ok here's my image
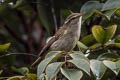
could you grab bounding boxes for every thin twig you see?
[50,0,58,32]
[0,77,9,80]
[0,53,37,58]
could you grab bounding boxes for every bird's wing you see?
[38,25,67,56]
[31,25,68,67]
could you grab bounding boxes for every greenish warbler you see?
[31,12,85,67]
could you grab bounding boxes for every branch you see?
[50,0,58,32]
[0,53,37,58]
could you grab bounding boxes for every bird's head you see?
[64,12,85,24]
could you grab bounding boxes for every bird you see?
[31,12,85,67]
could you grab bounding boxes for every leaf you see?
[26,73,37,80]
[45,62,64,80]
[69,59,90,76]
[92,25,105,44]
[77,41,88,50]
[70,52,89,61]
[38,73,49,80]
[115,34,120,43]
[0,43,11,52]
[6,73,37,80]
[97,53,119,60]
[61,68,83,80]
[11,66,29,75]
[89,43,101,49]
[102,0,120,11]
[37,51,62,78]
[92,25,117,44]
[80,1,103,23]
[81,11,94,24]
[0,70,3,75]
[104,25,117,43]
[37,0,54,34]
[104,8,118,20]
[45,51,62,59]
[6,76,24,80]
[80,34,96,46]
[103,60,120,75]
[90,60,107,80]
[116,60,120,73]
[13,0,25,8]
[116,8,120,16]
[108,43,120,48]
[80,1,102,12]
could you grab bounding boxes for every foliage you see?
[0,0,120,80]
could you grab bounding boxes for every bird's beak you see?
[79,12,86,16]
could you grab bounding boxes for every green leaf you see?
[80,34,96,46]
[116,8,120,16]
[38,73,49,80]
[81,11,94,24]
[13,0,25,8]
[80,1,102,12]
[89,43,101,49]
[77,41,88,50]
[102,0,120,11]
[26,73,37,80]
[80,1,103,23]
[0,70,3,75]
[37,0,54,34]
[61,68,83,80]
[116,60,120,73]
[69,59,90,76]
[70,52,89,61]
[90,60,107,80]
[92,25,117,44]
[104,25,117,43]
[45,51,62,59]
[104,8,118,20]
[6,76,24,80]
[37,51,62,78]
[115,34,120,43]
[11,66,29,75]
[6,73,37,80]
[103,60,120,75]
[0,43,11,52]
[108,43,120,48]
[45,62,64,80]
[92,25,105,43]
[97,53,119,60]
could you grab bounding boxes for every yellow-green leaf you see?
[26,73,37,80]
[0,70,3,75]
[92,25,105,43]
[0,43,11,52]
[77,41,88,50]
[7,74,37,80]
[6,76,24,80]
[104,25,117,43]
[92,25,117,44]
[80,34,95,46]
[89,43,101,49]
[115,34,120,43]
[109,43,120,48]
